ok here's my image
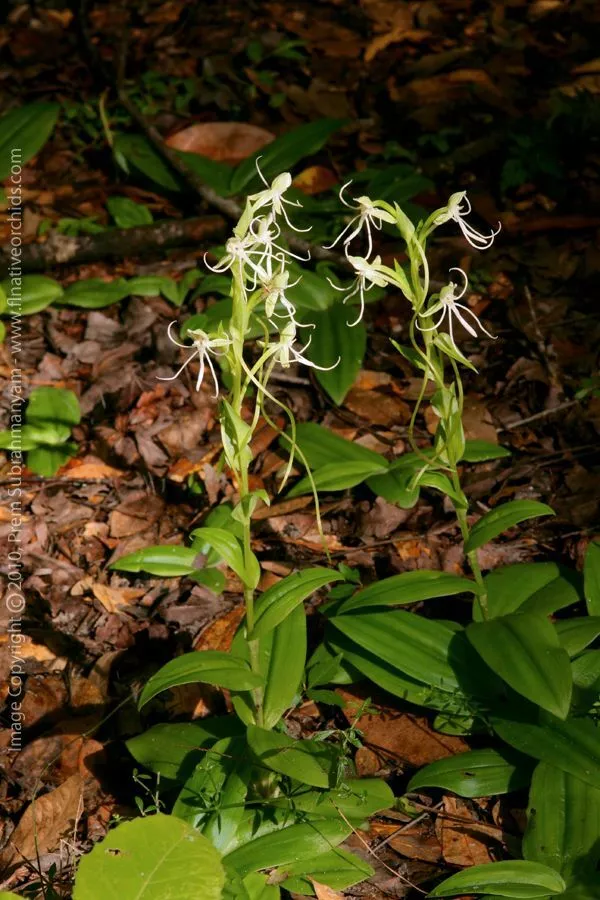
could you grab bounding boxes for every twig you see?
[0,216,226,276]
[498,398,579,432]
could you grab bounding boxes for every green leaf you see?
[178,150,233,196]
[287,263,345,312]
[288,458,387,498]
[278,847,373,894]
[492,703,600,790]
[27,444,75,476]
[61,277,132,309]
[138,651,263,709]
[523,762,600,880]
[0,103,60,180]
[427,860,566,898]
[252,568,343,638]
[475,563,562,621]
[114,134,181,191]
[269,775,394,823]
[303,303,366,405]
[554,617,600,657]
[521,572,583,618]
[408,748,534,798]
[330,610,461,692]
[127,275,179,303]
[290,422,387,470]
[467,613,572,719]
[365,455,422,508]
[338,570,478,613]
[246,725,334,788]
[26,387,81,426]
[433,332,477,372]
[584,542,600,616]
[230,602,307,729]
[110,545,200,576]
[191,527,258,589]
[462,440,511,462]
[230,118,343,194]
[22,420,71,446]
[107,196,153,227]
[72,814,225,900]
[465,500,555,552]
[0,274,63,315]
[126,717,244,782]
[223,818,351,877]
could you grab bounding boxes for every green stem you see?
[451,471,488,619]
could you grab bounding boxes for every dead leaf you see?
[0,774,83,873]
[338,688,468,773]
[61,457,125,479]
[91,584,146,614]
[194,605,245,652]
[293,166,338,195]
[436,796,500,866]
[370,821,442,863]
[461,395,498,445]
[344,388,411,426]
[166,122,274,165]
[312,882,345,900]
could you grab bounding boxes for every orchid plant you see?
[79,170,600,900]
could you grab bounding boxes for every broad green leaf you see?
[110,545,199,576]
[290,421,387,469]
[287,263,344,312]
[303,303,366,405]
[107,195,153,227]
[72,814,225,900]
[269,776,394,823]
[138,651,263,709]
[179,150,233,195]
[0,429,40,451]
[554,617,600,657]
[365,455,421,508]
[467,613,572,719]
[127,275,179,303]
[427,860,565,898]
[408,748,534,798]
[191,527,258,589]
[126,717,244,781]
[60,277,132,309]
[278,847,373,894]
[521,572,583,617]
[27,444,75,476]
[0,274,63,315]
[462,440,511,462]
[252,568,343,638]
[465,500,555,552]
[21,420,71,446]
[330,610,461,692]
[231,603,307,729]
[246,725,334,788]
[327,629,440,708]
[223,818,351,877]
[26,386,81,426]
[523,762,600,880]
[492,703,600,790]
[338,570,478,613]
[0,103,60,179]
[173,736,250,853]
[114,134,181,191]
[474,563,563,621]
[572,650,600,691]
[584,542,600,616]
[288,459,387,498]
[230,118,343,194]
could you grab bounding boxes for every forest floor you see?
[1,0,600,897]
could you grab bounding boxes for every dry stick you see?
[498,398,580,432]
[0,216,226,276]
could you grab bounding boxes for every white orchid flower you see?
[261,266,310,331]
[158,321,231,397]
[417,268,496,350]
[203,234,269,292]
[328,254,391,326]
[248,161,310,233]
[435,192,501,250]
[268,322,339,371]
[325,181,396,259]
[249,216,310,276]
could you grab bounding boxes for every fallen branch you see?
[0,215,225,276]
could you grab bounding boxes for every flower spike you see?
[158,322,231,397]
[436,192,501,250]
[417,268,497,352]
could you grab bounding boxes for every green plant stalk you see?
[230,267,264,726]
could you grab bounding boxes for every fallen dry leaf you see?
[344,388,411,427]
[0,774,83,873]
[166,122,274,165]
[338,688,468,773]
[91,583,146,614]
[194,605,245,652]
[436,796,501,866]
[293,166,338,195]
[313,881,345,900]
[370,820,442,863]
